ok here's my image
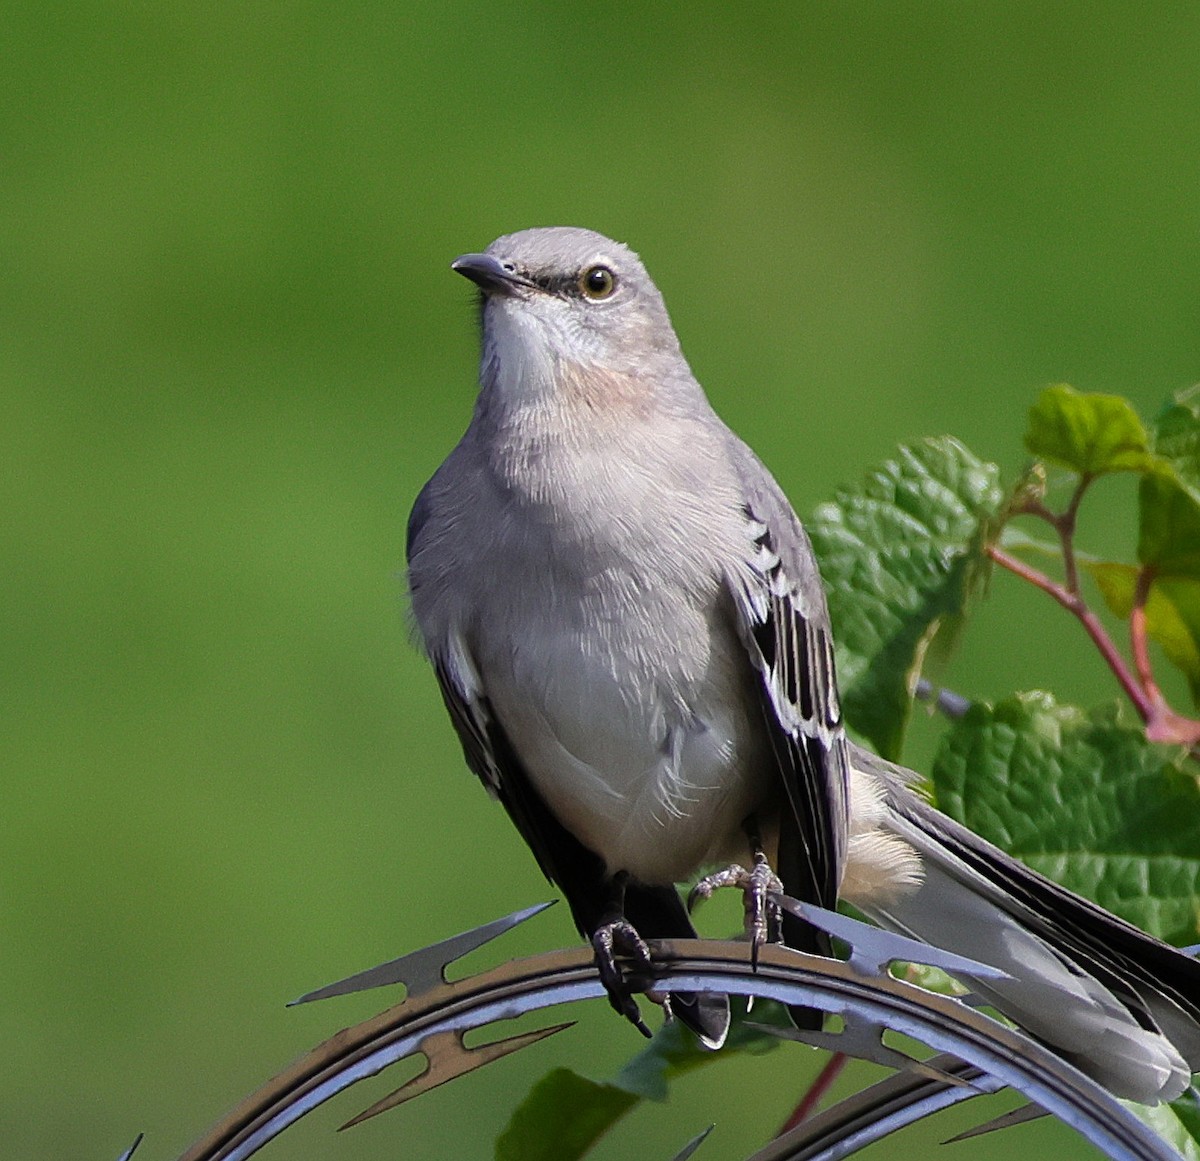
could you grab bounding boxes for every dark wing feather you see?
[430,652,609,934]
[431,647,729,1043]
[727,449,851,952]
[430,651,710,943]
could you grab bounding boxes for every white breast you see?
[458,506,768,877]
[413,391,768,884]
[477,583,769,884]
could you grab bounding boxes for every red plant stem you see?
[1056,473,1092,597]
[775,1052,847,1136]
[1126,567,1200,747]
[987,545,1155,723]
[1129,565,1162,706]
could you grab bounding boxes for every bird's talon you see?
[690,857,785,963]
[593,917,656,1036]
[626,998,653,1038]
[689,864,749,913]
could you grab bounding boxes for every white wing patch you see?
[435,628,503,796]
[729,505,851,896]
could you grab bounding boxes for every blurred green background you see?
[5,4,1199,1159]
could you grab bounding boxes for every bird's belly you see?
[480,612,769,885]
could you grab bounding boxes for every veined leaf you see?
[1025,383,1154,475]
[1138,465,1200,577]
[808,436,1002,759]
[932,692,1200,944]
[1153,383,1200,498]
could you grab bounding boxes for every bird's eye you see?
[579,265,616,300]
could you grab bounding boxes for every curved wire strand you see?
[158,902,1181,1161]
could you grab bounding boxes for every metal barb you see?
[290,900,556,1005]
[943,1101,1049,1143]
[340,1022,574,1129]
[744,1053,1002,1161]
[115,1134,144,1161]
[748,1018,982,1092]
[670,1124,715,1160]
[773,896,1011,981]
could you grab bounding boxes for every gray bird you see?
[407,226,1200,1103]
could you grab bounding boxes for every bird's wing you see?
[408,484,607,919]
[726,447,851,924]
[429,632,729,1044]
[428,632,710,954]
[427,631,613,931]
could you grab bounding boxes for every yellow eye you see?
[580,265,616,300]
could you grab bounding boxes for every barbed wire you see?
[115,900,1182,1161]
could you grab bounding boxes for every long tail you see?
[849,745,1200,1104]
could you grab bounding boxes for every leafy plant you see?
[498,385,1200,1159]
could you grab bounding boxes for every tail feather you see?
[851,744,1200,1104]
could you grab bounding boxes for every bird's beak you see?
[451,253,535,297]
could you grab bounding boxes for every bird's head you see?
[452,227,688,407]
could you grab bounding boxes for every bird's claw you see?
[689,854,784,966]
[592,917,656,1038]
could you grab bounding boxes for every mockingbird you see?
[407,226,1200,1103]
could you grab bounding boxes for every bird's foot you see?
[688,852,784,966]
[592,917,657,1038]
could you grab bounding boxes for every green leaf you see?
[612,1008,714,1103]
[494,1069,637,1161]
[496,1000,788,1160]
[1152,383,1200,497]
[1175,1095,1200,1139]
[1138,464,1200,576]
[612,997,789,1101]
[931,692,1200,944]
[892,962,969,997]
[808,436,1002,758]
[1129,1097,1200,1161]
[1084,559,1140,619]
[1024,383,1154,475]
[1155,576,1200,708]
[1084,561,1200,708]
